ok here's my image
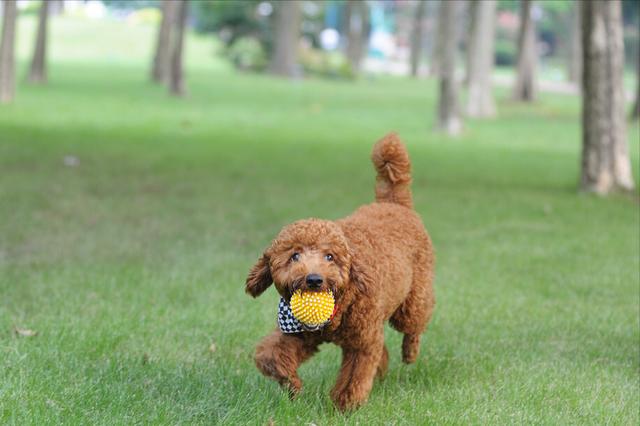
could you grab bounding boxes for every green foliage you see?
[2,14,639,426]
[299,47,354,80]
[192,0,265,43]
[101,0,160,10]
[17,0,42,15]
[227,36,267,72]
[495,37,517,66]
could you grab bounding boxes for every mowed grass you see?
[1,15,639,425]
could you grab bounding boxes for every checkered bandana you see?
[278,297,328,333]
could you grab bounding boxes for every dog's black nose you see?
[305,273,323,288]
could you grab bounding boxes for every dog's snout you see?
[305,273,323,288]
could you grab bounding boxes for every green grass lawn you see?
[1,16,639,425]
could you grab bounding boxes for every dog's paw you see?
[401,334,420,364]
[279,376,302,399]
[331,389,367,412]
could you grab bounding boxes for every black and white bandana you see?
[277,297,328,333]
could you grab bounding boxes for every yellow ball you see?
[290,289,335,325]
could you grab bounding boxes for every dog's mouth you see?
[285,278,337,301]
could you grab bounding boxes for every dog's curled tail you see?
[371,132,413,209]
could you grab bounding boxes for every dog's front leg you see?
[254,330,320,397]
[330,333,384,411]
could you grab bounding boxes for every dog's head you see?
[245,219,367,302]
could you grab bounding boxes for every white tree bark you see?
[513,0,537,101]
[270,0,301,78]
[436,0,462,135]
[152,0,176,84]
[581,0,634,193]
[29,0,49,84]
[466,0,496,117]
[0,0,17,103]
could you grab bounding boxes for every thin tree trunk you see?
[429,1,447,77]
[567,0,581,85]
[409,0,426,77]
[464,0,478,86]
[512,0,537,101]
[345,0,369,74]
[0,0,17,104]
[169,0,188,96]
[631,54,639,120]
[152,0,176,84]
[466,0,496,117]
[270,0,301,78]
[581,0,634,193]
[29,0,49,84]
[436,0,462,135]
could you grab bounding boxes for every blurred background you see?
[1,0,639,424]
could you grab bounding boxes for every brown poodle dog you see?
[245,133,435,411]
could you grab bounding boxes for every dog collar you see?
[277,297,337,334]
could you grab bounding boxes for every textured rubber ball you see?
[290,289,335,325]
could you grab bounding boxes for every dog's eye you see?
[324,254,334,262]
[290,253,300,262]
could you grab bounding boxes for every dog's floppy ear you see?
[349,257,372,296]
[245,254,272,297]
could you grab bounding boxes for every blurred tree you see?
[0,0,17,104]
[270,0,301,78]
[567,0,581,85]
[192,0,265,45]
[170,0,188,96]
[28,0,49,84]
[632,59,639,120]
[409,0,426,77]
[437,0,462,135]
[429,1,446,77]
[463,0,478,86]
[466,0,497,117]
[152,0,177,84]
[344,0,369,74]
[581,0,634,193]
[512,0,537,101]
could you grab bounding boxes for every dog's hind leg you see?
[389,247,435,364]
[254,330,320,397]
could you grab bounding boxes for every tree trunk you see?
[429,1,447,77]
[169,0,188,96]
[512,0,537,101]
[567,0,581,85]
[0,0,17,104]
[152,0,176,84]
[464,0,478,86]
[269,0,301,78]
[436,0,462,135]
[344,0,369,74]
[28,0,49,84]
[581,0,634,193]
[631,53,639,120]
[409,0,426,77]
[466,0,496,117]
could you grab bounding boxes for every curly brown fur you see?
[246,132,435,411]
